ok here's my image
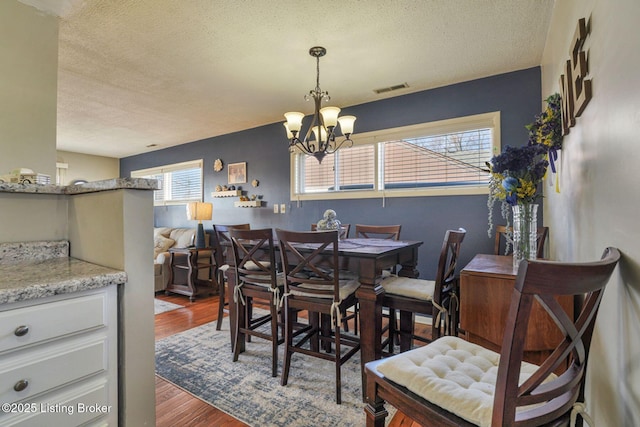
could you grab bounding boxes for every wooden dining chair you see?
[494,224,549,259]
[229,228,284,376]
[212,223,251,330]
[355,224,402,240]
[365,247,620,427]
[311,223,351,239]
[276,228,361,404]
[312,223,355,332]
[382,228,466,353]
[354,224,402,348]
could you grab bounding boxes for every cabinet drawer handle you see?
[14,325,29,337]
[13,379,29,392]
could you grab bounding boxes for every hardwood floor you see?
[154,292,424,427]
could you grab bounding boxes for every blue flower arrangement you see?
[487,144,549,237]
[486,94,563,238]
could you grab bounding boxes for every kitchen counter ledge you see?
[0,177,158,195]
[0,257,126,305]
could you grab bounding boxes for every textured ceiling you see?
[20,0,555,159]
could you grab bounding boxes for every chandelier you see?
[284,46,356,163]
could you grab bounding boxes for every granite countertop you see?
[0,257,127,305]
[0,177,158,195]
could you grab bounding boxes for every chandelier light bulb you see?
[312,125,328,143]
[320,106,340,129]
[284,112,304,132]
[338,115,356,136]
[283,122,294,139]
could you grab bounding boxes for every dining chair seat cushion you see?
[219,260,267,273]
[375,336,555,427]
[290,279,360,300]
[242,272,286,287]
[381,276,434,301]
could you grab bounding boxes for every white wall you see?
[0,1,58,178]
[68,190,156,427]
[541,1,640,425]
[57,150,120,185]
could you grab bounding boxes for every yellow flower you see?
[517,179,537,200]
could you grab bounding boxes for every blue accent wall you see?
[121,67,541,278]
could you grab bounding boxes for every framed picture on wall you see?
[228,162,247,184]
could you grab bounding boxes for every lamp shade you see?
[284,112,305,132]
[186,202,213,221]
[338,115,356,136]
[320,106,341,128]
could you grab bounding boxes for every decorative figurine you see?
[316,209,341,231]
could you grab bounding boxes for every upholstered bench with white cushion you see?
[374,336,555,427]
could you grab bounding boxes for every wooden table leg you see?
[356,259,385,402]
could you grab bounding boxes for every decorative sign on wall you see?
[559,17,592,135]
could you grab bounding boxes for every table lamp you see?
[186,202,213,248]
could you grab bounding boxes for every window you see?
[291,112,500,200]
[131,159,203,206]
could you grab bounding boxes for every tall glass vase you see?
[512,203,538,270]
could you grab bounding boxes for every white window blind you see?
[291,112,499,200]
[301,145,375,192]
[131,159,203,205]
[382,129,491,189]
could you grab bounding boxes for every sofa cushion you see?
[170,228,196,248]
[154,235,175,259]
[154,227,173,238]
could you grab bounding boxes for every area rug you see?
[155,313,395,426]
[154,298,185,315]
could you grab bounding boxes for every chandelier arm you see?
[325,137,354,155]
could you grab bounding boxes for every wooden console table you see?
[166,247,217,301]
[459,254,573,365]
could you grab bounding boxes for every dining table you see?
[226,236,424,399]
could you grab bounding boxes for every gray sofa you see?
[154,227,211,292]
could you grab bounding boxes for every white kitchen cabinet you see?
[0,286,117,426]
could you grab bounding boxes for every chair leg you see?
[246,299,253,342]
[270,300,279,377]
[321,313,332,353]
[280,304,294,387]
[231,300,242,362]
[385,308,401,354]
[309,312,320,352]
[216,271,226,330]
[399,310,414,352]
[334,319,342,404]
[341,308,350,333]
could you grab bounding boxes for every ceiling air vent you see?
[373,83,409,94]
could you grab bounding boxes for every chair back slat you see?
[212,223,250,266]
[355,224,401,240]
[432,228,466,307]
[492,247,620,426]
[276,229,340,301]
[229,228,277,289]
